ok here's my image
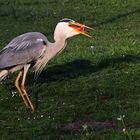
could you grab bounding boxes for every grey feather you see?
[3,32,48,51]
[0,32,48,70]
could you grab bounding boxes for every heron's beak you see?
[69,22,94,38]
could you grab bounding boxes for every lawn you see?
[0,0,140,139]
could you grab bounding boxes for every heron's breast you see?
[45,46,63,61]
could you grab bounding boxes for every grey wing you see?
[0,32,48,69]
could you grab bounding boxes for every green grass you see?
[0,0,140,139]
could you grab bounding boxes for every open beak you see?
[69,22,94,37]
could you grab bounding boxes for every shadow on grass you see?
[3,54,139,109]
[31,54,140,109]
[96,8,140,26]
[35,54,140,84]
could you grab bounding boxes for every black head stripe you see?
[60,18,75,23]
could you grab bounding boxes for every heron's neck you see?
[53,35,67,50]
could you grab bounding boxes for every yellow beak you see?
[69,22,94,38]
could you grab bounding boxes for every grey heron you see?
[0,18,93,112]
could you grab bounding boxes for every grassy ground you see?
[0,0,140,139]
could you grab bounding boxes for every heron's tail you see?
[0,70,8,81]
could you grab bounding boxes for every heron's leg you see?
[15,71,30,108]
[21,64,35,112]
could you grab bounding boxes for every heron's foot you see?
[22,91,35,111]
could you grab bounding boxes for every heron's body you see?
[0,18,93,112]
[0,32,66,77]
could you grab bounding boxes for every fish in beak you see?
[69,22,94,37]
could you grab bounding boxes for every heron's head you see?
[54,18,94,40]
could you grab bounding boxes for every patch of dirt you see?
[59,120,117,132]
